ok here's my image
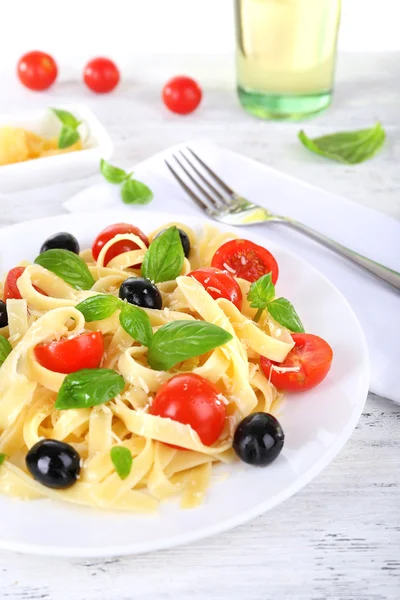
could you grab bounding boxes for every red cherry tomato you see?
[150,373,226,446]
[92,223,149,267]
[260,333,333,392]
[188,267,243,310]
[162,76,202,115]
[17,51,58,91]
[34,331,104,374]
[83,57,120,93]
[4,267,46,300]
[211,239,279,284]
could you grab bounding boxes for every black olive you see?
[119,277,162,309]
[40,232,80,255]
[26,439,81,489]
[233,412,284,467]
[155,228,190,258]
[0,300,8,328]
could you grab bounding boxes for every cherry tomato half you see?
[17,51,58,91]
[4,267,46,300]
[83,57,120,94]
[188,267,243,310]
[92,223,149,267]
[150,373,226,447]
[162,76,202,115]
[34,331,104,374]
[211,239,279,284]
[260,333,333,392]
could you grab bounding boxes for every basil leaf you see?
[0,453,6,466]
[121,179,153,205]
[100,159,128,184]
[76,294,121,322]
[119,303,153,347]
[148,320,232,371]
[110,446,132,480]
[0,336,12,367]
[298,123,386,164]
[58,126,80,149]
[247,273,275,309]
[55,368,125,410]
[141,226,184,284]
[51,108,81,130]
[267,298,304,333]
[35,249,95,290]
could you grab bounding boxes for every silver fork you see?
[165,148,400,291]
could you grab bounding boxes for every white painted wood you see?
[0,53,399,599]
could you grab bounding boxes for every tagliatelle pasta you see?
[0,222,294,511]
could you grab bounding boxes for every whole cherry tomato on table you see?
[211,239,279,284]
[188,266,243,310]
[17,51,58,91]
[83,57,120,93]
[162,76,202,115]
[260,333,333,392]
[34,331,104,374]
[4,267,46,300]
[92,223,149,267]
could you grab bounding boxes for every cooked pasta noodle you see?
[0,223,293,511]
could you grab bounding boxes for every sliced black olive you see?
[0,300,8,328]
[155,228,190,258]
[119,277,162,309]
[233,412,284,466]
[26,439,81,489]
[40,232,80,255]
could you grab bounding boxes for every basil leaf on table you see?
[58,126,80,149]
[268,298,304,333]
[119,303,153,347]
[121,179,154,205]
[0,336,12,367]
[147,320,232,371]
[247,273,275,309]
[55,368,125,410]
[141,226,184,284]
[35,249,95,290]
[298,122,386,164]
[51,108,81,130]
[0,453,6,467]
[76,294,121,322]
[110,446,133,480]
[100,159,129,184]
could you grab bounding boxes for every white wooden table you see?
[0,53,399,600]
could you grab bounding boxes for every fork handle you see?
[279,218,400,291]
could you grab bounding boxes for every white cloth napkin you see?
[64,141,400,404]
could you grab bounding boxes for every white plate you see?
[0,211,369,558]
[0,104,113,193]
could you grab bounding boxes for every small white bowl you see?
[0,104,113,193]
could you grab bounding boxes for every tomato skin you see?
[83,57,120,93]
[17,51,57,91]
[188,267,243,310]
[34,331,104,374]
[150,373,226,447]
[162,76,202,115]
[4,267,46,300]
[92,223,149,266]
[260,333,333,392]
[211,239,279,284]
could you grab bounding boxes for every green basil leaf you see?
[58,126,80,149]
[76,294,121,322]
[35,249,95,290]
[298,122,386,165]
[267,298,304,333]
[0,453,6,466]
[55,368,125,410]
[0,336,12,367]
[51,108,81,130]
[141,226,184,284]
[147,320,232,371]
[247,273,275,309]
[121,179,154,205]
[100,159,128,184]
[110,446,132,480]
[119,303,153,347]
